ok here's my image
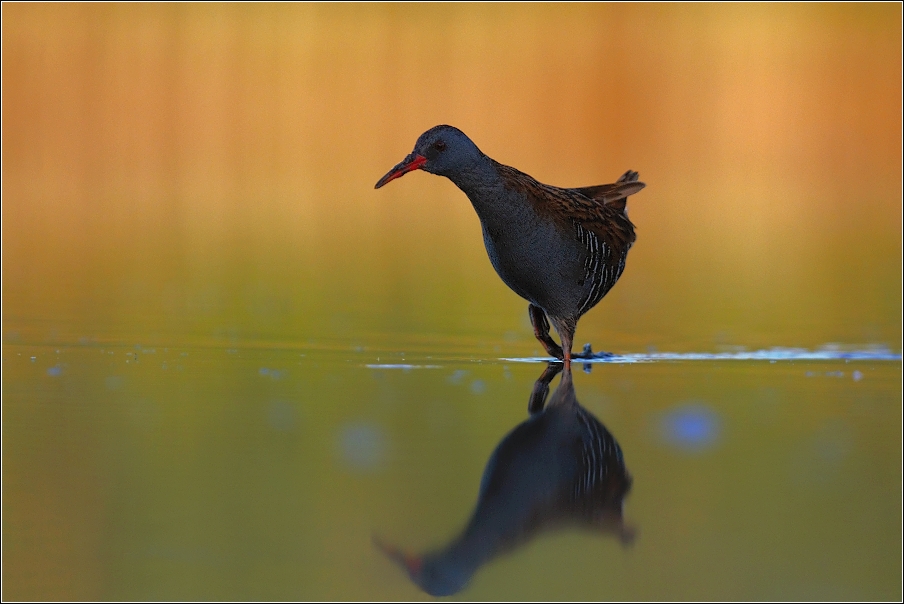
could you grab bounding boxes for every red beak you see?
[373,536,423,576]
[374,153,428,189]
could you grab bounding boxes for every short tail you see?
[616,170,640,183]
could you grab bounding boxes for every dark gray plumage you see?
[376,125,645,367]
[376,364,634,596]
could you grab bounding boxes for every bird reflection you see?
[376,364,634,596]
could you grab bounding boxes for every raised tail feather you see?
[570,170,645,211]
[616,170,639,183]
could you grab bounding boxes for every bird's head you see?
[374,125,482,188]
[373,535,473,596]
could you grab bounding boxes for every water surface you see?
[3,342,899,600]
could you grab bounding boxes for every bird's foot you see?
[571,342,615,360]
[571,343,615,373]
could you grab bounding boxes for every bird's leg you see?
[528,304,564,360]
[561,329,574,371]
[527,362,563,414]
[548,316,577,372]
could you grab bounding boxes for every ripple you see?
[502,347,901,364]
[365,364,441,370]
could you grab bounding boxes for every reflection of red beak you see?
[374,153,428,189]
[373,535,423,576]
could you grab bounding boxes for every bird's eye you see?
[434,140,446,152]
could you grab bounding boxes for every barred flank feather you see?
[491,160,641,320]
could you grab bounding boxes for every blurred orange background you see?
[3,3,901,352]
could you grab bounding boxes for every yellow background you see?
[4,3,901,353]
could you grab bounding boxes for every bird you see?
[375,125,645,369]
[375,363,634,596]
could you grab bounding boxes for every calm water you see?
[3,341,900,600]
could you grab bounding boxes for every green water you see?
[3,342,899,600]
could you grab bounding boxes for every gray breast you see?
[481,219,588,316]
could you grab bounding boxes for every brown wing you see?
[570,170,646,213]
[567,173,643,315]
[490,161,641,247]
[492,161,645,317]
[566,169,644,252]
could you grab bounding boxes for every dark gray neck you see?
[441,155,531,228]
[425,530,494,590]
[442,152,498,191]
[441,481,547,571]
